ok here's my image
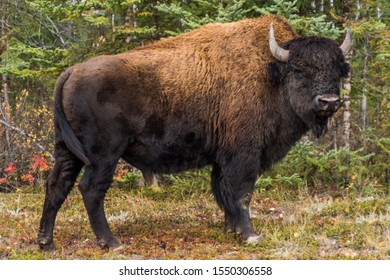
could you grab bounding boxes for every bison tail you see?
[54,68,91,166]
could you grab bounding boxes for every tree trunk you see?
[311,1,316,12]
[125,8,132,44]
[376,6,382,21]
[342,50,352,150]
[362,34,369,133]
[319,0,324,12]
[1,0,12,156]
[124,4,139,44]
[133,4,138,28]
[355,1,361,20]
[152,4,160,40]
[1,75,12,154]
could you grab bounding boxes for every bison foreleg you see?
[78,162,122,250]
[211,158,260,244]
[38,153,83,251]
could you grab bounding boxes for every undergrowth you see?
[256,141,388,197]
[0,142,388,260]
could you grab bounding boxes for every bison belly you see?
[122,116,213,174]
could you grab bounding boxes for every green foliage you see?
[114,170,143,188]
[291,14,342,38]
[255,0,300,18]
[257,0,343,38]
[256,173,304,190]
[256,141,387,196]
[350,18,389,110]
[154,0,261,35]
[161,168,211,198]
[113,167,211,200]
[1,38,67,82]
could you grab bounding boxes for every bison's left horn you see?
[340,23,352,56]
[269,22,289,62]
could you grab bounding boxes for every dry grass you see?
[0,176,389,260]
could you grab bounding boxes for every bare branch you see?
[44,14,66,46]
[0,118,54,161]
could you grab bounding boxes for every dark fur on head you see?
[268,36,350,137]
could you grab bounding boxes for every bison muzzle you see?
[38,15,352,250]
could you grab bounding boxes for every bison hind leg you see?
[38,151,84,251]
[78,160,122,250]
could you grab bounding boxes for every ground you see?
[0,171,389,260]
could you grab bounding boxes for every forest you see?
[0,0,389,259]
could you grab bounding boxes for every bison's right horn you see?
[340,22,352,56]
[269,22,289,62]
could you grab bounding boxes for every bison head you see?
[268,23,352,137]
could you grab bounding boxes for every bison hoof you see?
[38,238,55,251]
[97,238,122,250]
[244,235,261,245]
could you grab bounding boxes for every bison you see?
[38,15,352,250]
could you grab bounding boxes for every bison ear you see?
[268,61,285,85]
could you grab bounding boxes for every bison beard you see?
[38,15,351,250]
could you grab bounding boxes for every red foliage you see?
[4,162,17,174]
[21,174,35,185]
[31,155,49,172]
[0,178,8,184]
[114,169,129,180]
[1,154,50,189]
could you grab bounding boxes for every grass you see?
[0,170,389,260]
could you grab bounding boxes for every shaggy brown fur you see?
[38,15,349,250]
[117,16,296,148]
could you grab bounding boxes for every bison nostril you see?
[316,95,340,111]
[318,98,329,110]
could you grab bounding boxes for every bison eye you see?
[290,65,305,80]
